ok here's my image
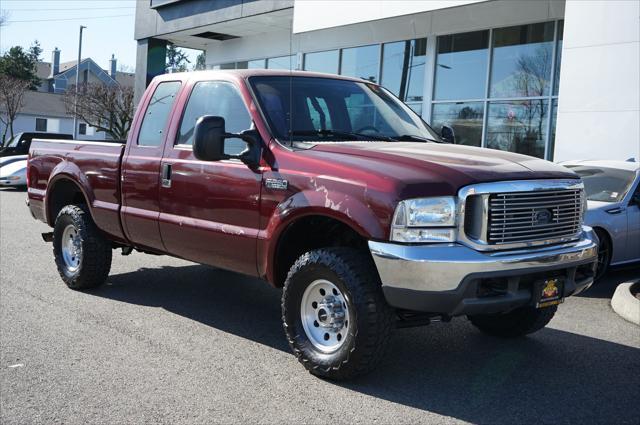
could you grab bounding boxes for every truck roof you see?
[153,69,372,84]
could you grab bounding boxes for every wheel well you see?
[273,215,368,287]
[48,179,88,225]
[593,226,612,254]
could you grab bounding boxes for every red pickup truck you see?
[27,70,598,379]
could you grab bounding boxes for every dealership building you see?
[134,0,639,162]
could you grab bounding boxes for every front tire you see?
[468,305,557,338]
[53,205,112,290]
[282,248,394,380]
[594,228,611,282]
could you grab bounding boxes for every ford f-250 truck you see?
[27,70,598,380]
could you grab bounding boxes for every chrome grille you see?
[487,189,583,245]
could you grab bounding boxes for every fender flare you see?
[259,189,386,283]
[45,161,95,226]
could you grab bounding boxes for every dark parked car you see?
[27,70,598,379]
[0,132,73,157]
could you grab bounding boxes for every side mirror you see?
[193,116,226,161]
[193,115,261,167]
[441,125,455,144]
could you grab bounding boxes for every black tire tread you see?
[53,205,112,290]
[282,247,394,380]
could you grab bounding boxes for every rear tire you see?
[53,205,112,290]
[282,248,394,380]
[468,305,557,338]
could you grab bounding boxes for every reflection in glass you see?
[406,103,423,116]
[431,102,484,146]
[340,44,380,83]
[548,99,558,160]
[268,55,296,70]
[248,59,266,69]
[434,31,489,100]
[486,100,548,158]
[554,21,563,95]
[381,39,427,102]
[304,50,339,74]
[490,22,554,98]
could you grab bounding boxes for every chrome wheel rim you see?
[61,224,82,272]
[300,279,350,353]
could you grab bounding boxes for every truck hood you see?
[310,142,577,191]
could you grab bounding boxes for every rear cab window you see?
[137,81,182,147]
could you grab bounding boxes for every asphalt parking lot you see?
[1,187,639,424]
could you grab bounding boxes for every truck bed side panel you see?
[28,139,127,243]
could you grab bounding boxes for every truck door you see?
[121,80,182,252]
[158,80,262,276]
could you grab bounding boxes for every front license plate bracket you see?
[534,277,565,308]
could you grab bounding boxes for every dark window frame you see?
[35,118,47,132]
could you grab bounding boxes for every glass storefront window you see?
[434,31,489,100]
[304,50,340,74]
[490,22,555,98]
[248,59,266,69]
[486,99,548,158]
[431,102,484,147]
[554,21,563,95]
[340,44,380,83]
[381,38,427,102]
[220,63,236,70]
[236,61,248,70]
[268,55,296,70]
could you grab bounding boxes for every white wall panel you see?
[555,0,640,161]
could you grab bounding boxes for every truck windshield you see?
[249,76,440,144]
[5,134,23,148]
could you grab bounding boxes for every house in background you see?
[1,50,134,142]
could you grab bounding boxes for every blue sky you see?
[0,0,200,72]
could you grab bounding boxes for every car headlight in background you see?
[3,176,21,181]
[391,197,457,243]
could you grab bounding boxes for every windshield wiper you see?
[392,134,442,143]
[288,130,392,142]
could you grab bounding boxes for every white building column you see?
[554,0,640,161]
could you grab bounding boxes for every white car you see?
[562,160,640,280]
[0,158,27,188]
[0,154,28,168]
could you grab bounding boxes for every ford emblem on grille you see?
[533,209,553,225]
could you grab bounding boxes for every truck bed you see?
[27,139,127,241]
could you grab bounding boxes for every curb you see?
[611,281,640,326]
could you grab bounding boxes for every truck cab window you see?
[177,81,252,156]
[137,81,181,146]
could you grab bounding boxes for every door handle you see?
[161,163,172,188]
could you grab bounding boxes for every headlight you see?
[391,197,457,243]
[5,176,21,181]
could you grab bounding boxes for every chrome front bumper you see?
[369,226,598,314]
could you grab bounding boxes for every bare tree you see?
[0,10,10,27]
[0,75,30,143]
[63,83,135,140]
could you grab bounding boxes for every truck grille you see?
[487,189,583,245]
